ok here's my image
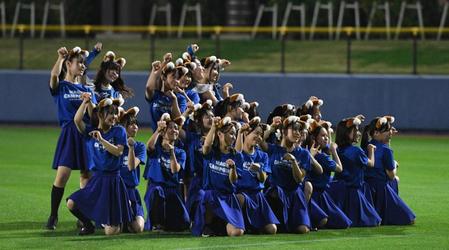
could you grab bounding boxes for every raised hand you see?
[163,53,172,64]
[89,130,103,141]
[57,47,68,58]
[94,42,103,51]
[151,61,162,72]
[249,163,261,172]
[283,153,296,162]
[309,142,320,157]
[226,159,236,169]
[271,116,282,128]
[367,144,377,153]
[156,120,167,133]
[80,92,92,103]
[127,137,136,147]
[329,142,338,152]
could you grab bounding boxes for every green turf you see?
[0,126,448,249]
[1,38,449,74]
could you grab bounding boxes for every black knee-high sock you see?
[69,207,93,228]
[50,185,64,217]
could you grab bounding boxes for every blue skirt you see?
[143,183,190,231]
[52,121,88,171]
[126,186,144,218]
[311,188,352,229]
[185,175,205,218]
[240,190,280,230]
[68,171,132,226]
[265,186,311,232]
[191,190,245,236]
[365,179,415,225]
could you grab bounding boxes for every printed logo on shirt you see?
[63,89,82,100]
[152,101,171,113]
[159,156,172,173]
[122,156,129,168]
[274,159,292,170]
[209,161,230,176]
[94,138,115,152]
[243,161,259,176]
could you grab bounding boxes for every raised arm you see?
[50,47,68,90]
[235,123,249,153]
[226,159,238,184]
[309,142,323,175]
[146,121,166,152]
[127,138,141,171]
[90,130,124,157]
[366,144,377,167]
[74,92,91,134]
[168,144,181,174]
[284,153,305,183]
[145,61,162,100]
[202,117,219,155]
[329,142,343,173]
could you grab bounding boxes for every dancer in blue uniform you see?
[307,120,352,229]
[260,116,311,234]
[118,107,147,233]
[191,117,245,237]
[143,113,190,231]
[331,116,382,227]
[46,46,97,230]
[361,116,416,225]
[67,97,132,235]
[235,117,279,234]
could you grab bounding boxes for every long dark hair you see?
[212,121,237,158]
[361,118,392,150]
[93,60,134,98]
[335,120,356,148]
[59,51,86,82]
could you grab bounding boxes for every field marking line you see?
[176,234,417,250]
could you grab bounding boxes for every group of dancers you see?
[45,43,415,236]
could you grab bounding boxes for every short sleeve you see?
[355,147,369,167]
[176,148,187,170]
[261,151,271,174]
[135,142,147,165]
[316,153,336,172]
[383,147,396,171]
[115,126,127,146]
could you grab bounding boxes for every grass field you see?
[0,126,449,249]
[1,38,449,74]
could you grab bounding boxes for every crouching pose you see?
[67,97,132,235]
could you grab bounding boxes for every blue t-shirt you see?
[307,151,337,190]
[143,141,186,187]
[186,89,200,104]
[266,144,309,191]
[202,151,243,194]
[50,80,97,127]
[184,131,205,177]
[147,90,172,131]
[237,148,269,192]
[336,145,369,188]
[84,125,127,172]
[95,85,122,102]
[213,83,223,102]
[364,140,396,182]
[120,141,146,187]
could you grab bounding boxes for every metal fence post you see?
[214,26,222,58]
[346,27,353,74]
[18,25,24,70]
[412,27,418,75]
[149,26,156,64]
[280,26,287,74]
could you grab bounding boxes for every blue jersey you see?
[95,85,122,101]
[364,140,396,182]
[336,145,368,188]
[266,144,309,191]
[84,125,127,172]
[186,89,200,104]
[212,83,223,102]
[307,151,337,190]
[184,131,205,177]
[147,90,172,131]
[50,80,97,127]
[143,141,186,187]
[120,141,146,187]
[237,148,269,192]
[202,151,243,194]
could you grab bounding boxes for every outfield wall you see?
[1,70,448,131]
